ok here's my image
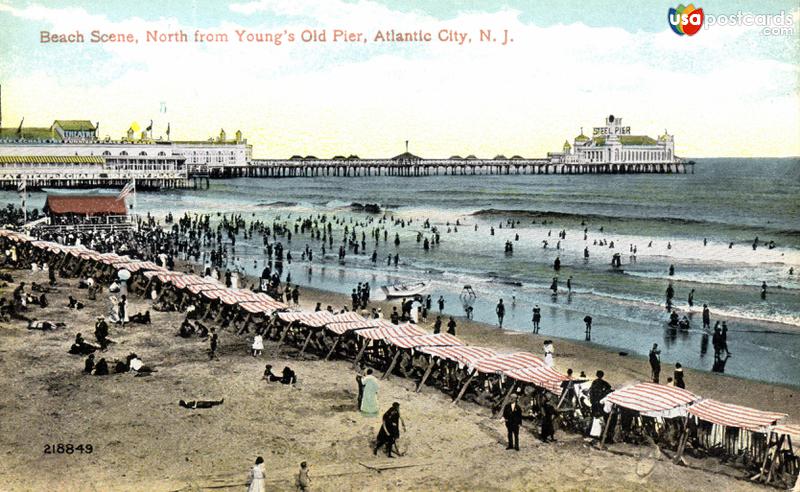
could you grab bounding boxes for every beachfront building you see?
[43,193,128,226]
[549,115,679,166]
[0,118,251,188]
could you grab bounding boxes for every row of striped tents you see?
[506,365,570,394]
[602,382,701,418]
[169,274,220,290]
[385,333,462,349]
[471,352,544,375]
[113,260,165,273]
[326,318,393,335]
[238,299,287,314]
[356,323,427,341]
[186,283,226,296]
[418,345,497,366]
[687,399,788,432]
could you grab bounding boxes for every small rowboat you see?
[381,281,427,299]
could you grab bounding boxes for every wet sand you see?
[0,266,796,491]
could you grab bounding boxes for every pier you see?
[208,155,694,179]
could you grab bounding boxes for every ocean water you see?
[5,158,800,386]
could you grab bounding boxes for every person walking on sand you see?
[649,343,661,383]
[543,340,554,368]
[496,299,505,328]
[433,316,442,334]
[447,316,457,336]
[374,402,404,458]
[248,456,266,492]
[296,461,311,491]
[360,369,379,417]
[503,394,522,451]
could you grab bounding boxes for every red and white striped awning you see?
[146,270,185,280]
[96,253,128,265]
[603,383,700,418]
[471,352,544,375]
[0,229,31,241]
[773,423,800,440]
[32,240,66,253]
[112,260,165,273]
[185,282,225,295]
[238,299,287,315]
[385,333,462,349]
[199,289,225,300]
[277,311,337,327]
[506,366,570,394]
[326,318,393,335]
[687,399,787,432]
[170,274,219,290]
[357,324,428,341]
[418,345,497,366]
[77,250,103,260]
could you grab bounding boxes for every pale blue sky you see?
[0,0,798,157]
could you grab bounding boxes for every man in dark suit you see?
[503,394,523,450]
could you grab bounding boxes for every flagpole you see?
[20,178,27,225]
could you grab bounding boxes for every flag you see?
[166,123,171,139]
[17,179,26,193]
[17,117,24,134]
[117,180,134,201]
[146,120,153,132]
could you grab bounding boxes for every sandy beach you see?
[0,264,796,492]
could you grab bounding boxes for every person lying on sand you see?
[263,364,282,382]
[27,319,65,331]
[179,398,224,409]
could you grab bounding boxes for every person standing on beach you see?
[374,402,403,457]
[721,322,731,356]
[583,315,593,340]
[209,330,218,360]
[702,304,710,330]
[496,299,505,328]
[360,369,379,417]
[247,456,266,492]
[543,340,554,368]
[503,394,522,450]
[649,344,661,383]
[447,317,457,336]
[296,461,311,491]
[532,305,541,333]
[674,363,686,389]
[761,281,767,299]
[438,296,445,313]
[688,289,694,307]
[433,316,442,334]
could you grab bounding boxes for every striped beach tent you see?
[277,311,336,327]
[470,352,544,375]
[326,318,393,335]
[385,333,462,349]
[506,365,570,394]
[238,298,287,314]
[602,383,700,418]
[169,274,219,290]
[418,345,497,366]
[356,324,429,342]
[687,399,787,432]
[185,282,225,295]
[772,423,800,441]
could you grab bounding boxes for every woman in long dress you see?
[543,340,554,368]
[107,296,120,323]
[360,369,379,417]
[248,456,266,492]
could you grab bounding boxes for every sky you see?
[0,0,798,158]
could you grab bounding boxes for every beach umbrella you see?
[118,269,131,281]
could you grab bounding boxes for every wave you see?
[255,201,298,208]
[471,208,800,236]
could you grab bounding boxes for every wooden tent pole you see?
[452,369,477,405]
[353,340,369,368]
[766,434,785,484]
[325,336,341,361]
[599,406,614,449]
[415,356,435,393]
[275,321,294,349]
[494,381,518,419]
[555,383,571,410]
[673,416,690,465]
[298,330,314,357]
[381,348,402,380]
